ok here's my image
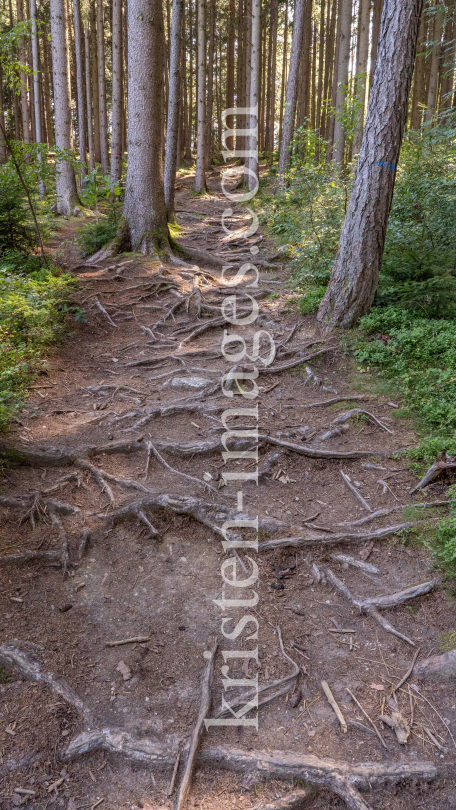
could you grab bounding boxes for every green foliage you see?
[76,204,121,257]
[297,284,326,314]
[0,171,37,253]
[0,254,74,429]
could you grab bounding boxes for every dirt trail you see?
[0,169,455,810]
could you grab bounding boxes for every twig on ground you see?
[94,299,117,327]
[333,409,393,434]
[330,554,379,575]
[392,648,421,698]
[144,441,218,494]
[340,471,372,512]
[410,454,456,494]
[105,636,151,647]
[345,688,387,749]
[321,680,347,733]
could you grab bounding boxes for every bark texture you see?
[89,0,101,164]
[122,0,169,253]
[50,0,80,214]
[97,0,109,174]
[332,0,352,164]
[0,63,6,163]
[352,0,371,155]
[164,0,184,214]
[194,0,206,191]
[30,0,45,196]
[277,0,306,179]
[248,0,261,189]
[110,0,123,186]
[84,26,95,171]
[72,0,87,184]
[317,0,424,332]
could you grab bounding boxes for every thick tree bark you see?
[16,0,31,144]
[110,0,123,186]
[425,8,444,122]
[248,0,260,189]
[72,0,87,185]
[164,0,184,214]
[277,0,306,179]
[352,0,371,155]
[317,0,424,332]
[194,0,206,191]
[84,26,95,171]
[97,0,109,173]
[89,0,102,164]
[50,0,80,214]
[122,0,169,253]
[30,0,45,196]
[332,0,352,164]
[322,0,337,146]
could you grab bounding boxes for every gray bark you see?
[110,0,123,186]
[205,0,215,170]
[16,0,31,144]
[164,0,184,214]
[425,8,444,122]
[194,0,206,191]
[72,0,87,184]
[97,0,109,173]
[84,26,95,171]
[333,0,352,164]
[122,0,169,253]
[248,0,260,189]
[317,0,424,332]
[89,0,101,164]
[277,0,307,179]
[369,0,383,93]
[352,0,370,155]
[50,0,80,214]
[30,0,45,196]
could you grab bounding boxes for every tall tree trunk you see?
[369,0,383,93]
[50,0,80,214]
[30,0,45,196]
[317,0,424,332]
[296,0,312,130]
[310,20,317,131]
[440,3,456,114]
[205,0,215,169]
[110,0,123,186]
[278,0,288,148]
[322,0,337,148]
[16,0,31,144]
[73,0,87,185]
[326,0,342,159]
[185,0,193,159]
[265,0,278,154]
[84,26,95,171]
[226,0,235,110]
[194,0,206,191]
[277,0,306,179]
[42,28,54,144]
[122,0,168,252]
[425,7,444,122]
[164,0,184,214]
[248,0,260,189]
[89,1,102,164]
[97,0,109,172]
[315,0,325,156]
[352,0,370,155]
[0,64,6,162]
[332,0,352,164]
[410,14,425,128]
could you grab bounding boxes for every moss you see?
[439,630,456,652]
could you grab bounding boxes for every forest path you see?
[0,168,455,810]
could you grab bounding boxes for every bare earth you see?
[0,169,455,810]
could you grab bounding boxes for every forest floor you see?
[0,167,455,810]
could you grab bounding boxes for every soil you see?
[0,166,455,810]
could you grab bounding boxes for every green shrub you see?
[76,210,119,257]
[0,173,37,254]
[297,285,326,314]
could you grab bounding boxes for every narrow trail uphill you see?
[0,168,456,810]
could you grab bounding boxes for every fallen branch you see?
[321,680,347,733]
[94,298,117,327]
[301,396,373,409]
[410,454,456,494]
[340,471,372,512]
[330,554,379,575]
[392,647,421,697]
[174,641,218,810]
[105,636,151,647]
[257,434,384,460]
[340,499,455,527]
[258,523,414,551]
[333,409,393,434]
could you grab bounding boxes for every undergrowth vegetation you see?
[0,165,74,430]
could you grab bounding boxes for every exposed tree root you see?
[301,395,373,409]
[410,454,456,493]
[257,434,385,459]
[246,523,417,552]
[0,643,93,724]
[339,499,455,527]
[256,790,311,810]
[414,648,456,680]
[324,569,440,646]
[333,409,393,434]
[144,440,218,495]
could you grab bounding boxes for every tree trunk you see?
[410,14,425,129]
[440,3,456,114]
[278,0,288,148]
[296,0,312,130]
[122,0,169,252]
[89,1,102,164]
[72,0,87,185]
[50,0,80,214]
[97,0,109,173]
[317,0,424,332]
[315,0,325,155]
[164,0,184,214]
[352,0,370,155]
[310,20,317,131]
[277,0,306,179]
[30,0,45,196]
[84,25,95,171]
[194,0,206,191]
[332,0,352,164]
[205,0,215,170]
[425,8,444,122]
[265,0,278,154]
[42,28,54,144]
[326,0,342,160]
[322,0,337,148]
[110,0,123,186]
[248,0,260,189]
[226,0,235,110]
[0,63,6,163]
[369,0,383,93]
[16,0,31,144]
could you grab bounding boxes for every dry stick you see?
[411,688,456,749]
[144,441,217,495]
[423,726,448,754]
[340,471,372,512]
[321,680,347,733]
[105,636,151,647]
[302,395,373,409]
[392,647,421,698]
[334,409,393,434]
[174,641,218,810]
[0,120,49,268]
[341,499,456,527]
[94,298,118,327]
[345,688,387,749]
[168,745,182,797]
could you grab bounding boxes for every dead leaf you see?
[116,660,131,681]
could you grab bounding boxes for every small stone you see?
[203,472,213,481]
[73,206,83,217]
[170,376,212,390]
